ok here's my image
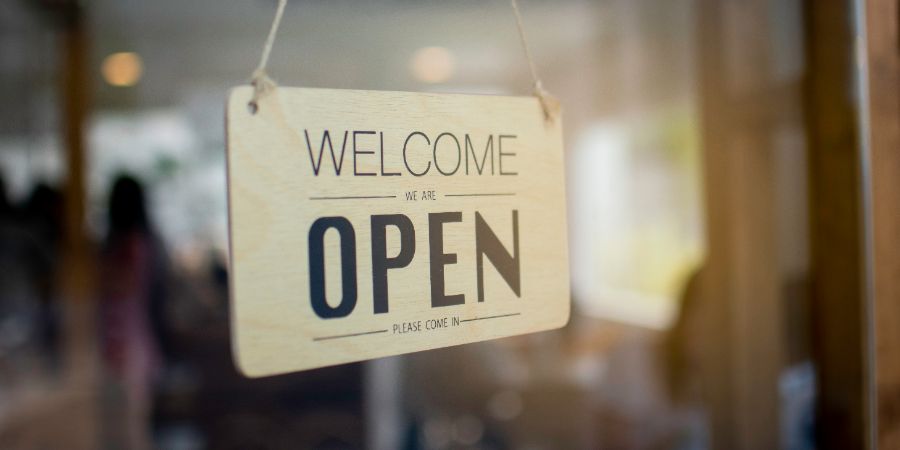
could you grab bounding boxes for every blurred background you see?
[0,0,894,448]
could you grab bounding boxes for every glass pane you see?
[0,0,856,448]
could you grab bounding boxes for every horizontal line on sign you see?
[313,329,388,341]
[309,195,397,200]
[460,312,521,323]
[444,193,517,197]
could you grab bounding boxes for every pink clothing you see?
[100,231,161,382]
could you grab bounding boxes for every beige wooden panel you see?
[226,86,570,377]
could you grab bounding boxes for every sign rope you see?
[247,0,558,120]
[248,0,287,113]
[509,0,559,120]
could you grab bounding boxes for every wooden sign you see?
[226,86,570,377]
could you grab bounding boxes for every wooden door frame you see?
[860,0,900,447]
[804,0,868,448]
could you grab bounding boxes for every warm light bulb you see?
[101,52,143,87]
[409,46,456,84]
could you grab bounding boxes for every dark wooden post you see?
[50,0,96,380]
[802,0,867,448]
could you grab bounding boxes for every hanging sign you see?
[226,86,570,376]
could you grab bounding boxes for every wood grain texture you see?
[226,86,570,377]
[696,1,797,447]
[862,0,900,446]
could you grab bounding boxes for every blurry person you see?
[663,269,702,406]
[99,175,170,450]
[21,184,64,373]
[0,178,61,377]
[0,175,36,368]
[660,268,710,449]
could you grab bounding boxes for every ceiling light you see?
[102,52,143,87]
